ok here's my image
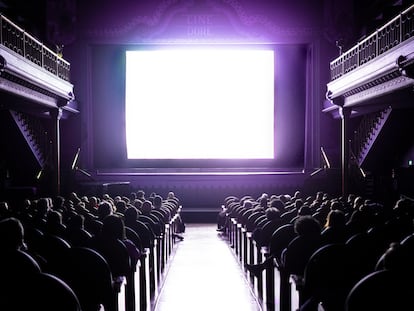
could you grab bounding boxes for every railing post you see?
[56,56,59,78]
[23,32,26,58]
[41,45,44,69]
[357,43,360,67]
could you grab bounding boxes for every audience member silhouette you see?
[89,214,136,280]
[246,215,321,277]
[45,210,67,238]
[65,214,92,247]
[0,217,27,251]
[252,206,282,247]
[136,190,146,202]
[152,195,169,223]
[320,209,348,245]
[97,200,113,221]
[140,200,153,216]
[280,215,322,276]
[165,192,186,235]
[124,206,155,248]
[115,199,127,215]
[346,201,376,237]
[86,196,99,215]
[133,199,143,210]
[32,197,50,231]
[101,214,141,261]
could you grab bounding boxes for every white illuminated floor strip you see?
[154,223,261,311]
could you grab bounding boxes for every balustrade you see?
[330,4,414,80]
[0,14,70,82]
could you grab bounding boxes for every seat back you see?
[65,227,93,248]
[151,209,169,224]
[246,212,265,232]
[269,223,296,263]
[240,209,254,226]
[138,215,162,237]
[38,233,71,270]
[51,247,116,311]
[90,235,132,278]
[24,225,44,253]
[346,232,381,279]
[282,234,321,276]
[0,250,41,276]
[84,217,103,236]
[304,243,353,310]
[126,220,155,249]
[320,226,348,245]
[1,272,81,311]
[346,270,412,311]
[259,220,282,248]
[125,226,143,252]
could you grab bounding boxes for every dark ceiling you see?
[0,0,47,43]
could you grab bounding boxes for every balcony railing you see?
[0,14,71,82]
[330,4,414,81]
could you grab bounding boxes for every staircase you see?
[9,110,50,169]
[352,106,392,166]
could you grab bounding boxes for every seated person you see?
[0,217,27,251]
[246,215,321,277]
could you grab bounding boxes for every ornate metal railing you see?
[330,4,414,80]
[0,14,70,82]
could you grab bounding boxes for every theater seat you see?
[50,247,117,311]
[345,270,412,311]
[0,272,81,311]
[302,244,354,311]
[0,249,41,276]
[269,223,296,265]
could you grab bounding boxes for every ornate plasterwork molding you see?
[342,71,401,97]
[85,0,319,43]
[0,76,58,109]
[86,0,186,39]
[344,75,413,107]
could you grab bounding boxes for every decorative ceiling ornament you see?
[84,0,320,43]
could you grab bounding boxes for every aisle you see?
[154,223,262,311]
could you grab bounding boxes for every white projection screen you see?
[125,49,275,160]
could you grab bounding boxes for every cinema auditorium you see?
[1,0,414,310]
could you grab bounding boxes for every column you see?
[340,106,351,197]
[50,108,62,196]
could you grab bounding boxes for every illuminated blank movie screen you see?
[125,49,275,159]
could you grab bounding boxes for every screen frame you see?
[91,43,307,172]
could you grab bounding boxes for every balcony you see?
[0,14,77,115]
[326,4,414,111]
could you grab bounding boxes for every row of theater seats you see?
[220,191,414,311]
[0,192,184,311]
